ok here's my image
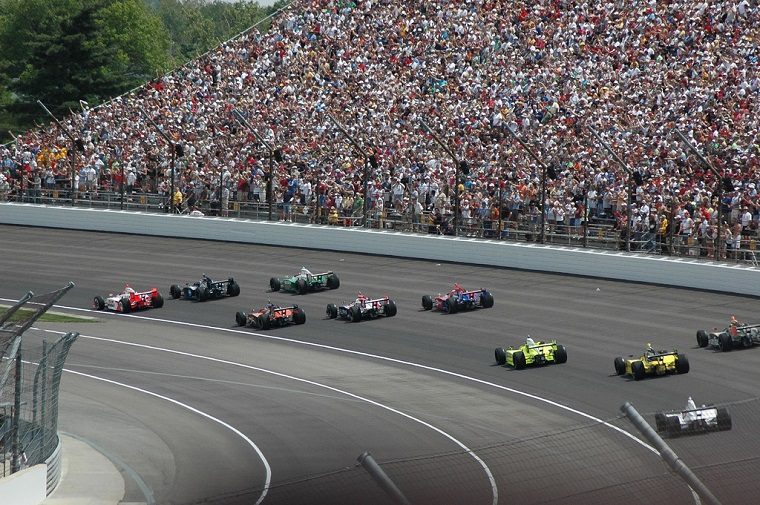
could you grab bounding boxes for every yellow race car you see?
[614,344,689,381]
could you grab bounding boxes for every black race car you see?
[170,275,241,301]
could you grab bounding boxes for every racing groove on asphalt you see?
[4,225,760,505]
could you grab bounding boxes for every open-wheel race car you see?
[494,337,567,369]
[270,267,339,295]
[697,317,760,352]
[326,293,397,322]
[235,302,306,330]
[654,397,732,437]
[614,344,689,380]
[170,275,240,301]
[421,283,494,313]
[93,285,164,313]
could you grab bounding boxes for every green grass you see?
[0,306,96,323]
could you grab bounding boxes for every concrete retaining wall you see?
[0,464,47,505]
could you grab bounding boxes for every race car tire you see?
[235,311,247,327]
[120,298,131,313]
[293,309,306,325]
[480,291,494,309]
[296,278,308,295]
[696,329,708,348]
[675,354,689,374]
[718,333,733,352]
[350,304,362,322]
[152,293,164,309]
[270,278,281,292]
[197,284,208,302]
[614,357,626,376]
[553,345,568,364]
[384,300,397,317]
[716,408,732,431]
[421,295,433,311]
[654,413,667,433]
[326,274,340,290]
[93,295,105,310]
[446,297,458,314]
[513,351,526,370]
[170,285,181,299]
[494,347,507,365]
[631,360,645,381]
[666,416,681,437]
[227,281,241,297]
[326,304,338,319]
[258,315,270,330]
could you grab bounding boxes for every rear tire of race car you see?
[631,360,645,381]
[326,274,340,290]
[666,416,681,437]
[675,354,689,374]
[93,296,105,310]
[480,291,494,309]
[270,278,281,292]
[120,298,131,313]
[294,309,306,325]
[296,278,308,295]
[421,295,433,311]
[326,304,338,319]
[553,345,568,364]
[350,304,362,322]
[197,285,208,302]
[494,347,507,365]
[227,281,240,297]
[654,413,667,433]
[696,329,708,348]
[235,311,246,327]
[718,333,733,352]
[258,315,270,330]
[170,285,181,299]
[446,297,458,314]
[716,408,731,431]
[384,301,397,317]
[513,351,526,370]
[614,357,626,376]
[152,293,164,308]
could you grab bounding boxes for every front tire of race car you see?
[269,278,281,292]
[93,296,105,310]
[614,357,626,376]
[513,351,526,370]
[631,360,645,381]
[718,333,733,352]
[421,295,433,311]
[294,308,306,325]
[296,278,308,295]
[235,311,247,327]
[197,285,208,302]
[494,347,507,365]
[326,304,338,319]
[227,281,240,297]
[675,354,689,374]
[384,300,397,317]
[654,413,667,433]
[326,274,340,290]
[350,304,362,322]
[152,293,164,308]
[716,408,732,431]
[120,298,131,313]
[480,291,494,309]
[170,285,181,299]
[696,329,708,348]
[446,297,458,314]
[553,345,567,364]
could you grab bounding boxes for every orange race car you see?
[235,302,306,330]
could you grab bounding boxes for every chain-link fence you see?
[0,284,77,483]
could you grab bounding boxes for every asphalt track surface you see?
[3,224,760,505]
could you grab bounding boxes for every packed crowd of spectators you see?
[2,0,759,258]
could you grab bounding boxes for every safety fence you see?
[3,188,758,266]
[0,285,78,485]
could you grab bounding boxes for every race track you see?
[3,224,759,505]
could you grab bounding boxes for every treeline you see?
[0,0,284,144]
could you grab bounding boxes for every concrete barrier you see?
[0,464,47,505]
[2,202,759,296]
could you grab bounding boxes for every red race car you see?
[93,285,164,313]
[421,283,494,313]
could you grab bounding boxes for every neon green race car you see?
[614,345,689,381]
[494,337,568,369]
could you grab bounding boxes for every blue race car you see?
[170,274,240,301]
[421,283,494,313]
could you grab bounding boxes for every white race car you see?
[654,397,731,437]
[93,285,164,313]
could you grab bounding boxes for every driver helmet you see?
[357,292,367,302]
[526,336,536,347]
[124,285,135,294]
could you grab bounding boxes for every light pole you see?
[139,108,176,214]
[233,109,275,221]
[326,113,372,228]
[419,119,462,236]
[504,125,548,243]
[37,100,78,205]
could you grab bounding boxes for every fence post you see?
[357,451,412,505]
[621,402,722,505]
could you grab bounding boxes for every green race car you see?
[614,344,689,381]
[494,337,568,369]
[270,267,340,295]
